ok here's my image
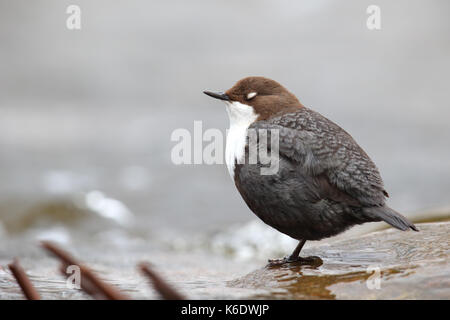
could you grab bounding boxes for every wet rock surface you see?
[230,222,450,299]
[0,222,448,299]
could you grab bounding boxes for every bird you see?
[203,76,418,264]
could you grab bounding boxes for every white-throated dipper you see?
[204,77,418,264]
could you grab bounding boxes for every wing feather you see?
[250,108,387,207]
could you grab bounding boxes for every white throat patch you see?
[225,101,258,178]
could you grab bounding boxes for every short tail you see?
[363,206,418,231]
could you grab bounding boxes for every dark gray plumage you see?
[235,107,417,242]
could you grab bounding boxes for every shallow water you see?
[1,221,448,299]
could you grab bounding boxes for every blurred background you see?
[0,0,449,298]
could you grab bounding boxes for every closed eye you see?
[246,92,257,100]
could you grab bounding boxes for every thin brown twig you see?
[8,258,41,300]
[41,241,129,300]
[139,262,185,300]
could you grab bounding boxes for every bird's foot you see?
[267,255,322,267]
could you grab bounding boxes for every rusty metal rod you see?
[41,241,129,300]
[139,262,185,300]
[58,264,106,299]
[8,259,41,300]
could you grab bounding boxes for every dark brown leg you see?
[288,239,306,261]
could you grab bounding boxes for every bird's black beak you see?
[203,91,230,101]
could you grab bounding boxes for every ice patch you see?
[85,190,134,227]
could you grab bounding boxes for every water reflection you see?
[228,223,449,299]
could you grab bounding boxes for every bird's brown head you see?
[204,77,303,121]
